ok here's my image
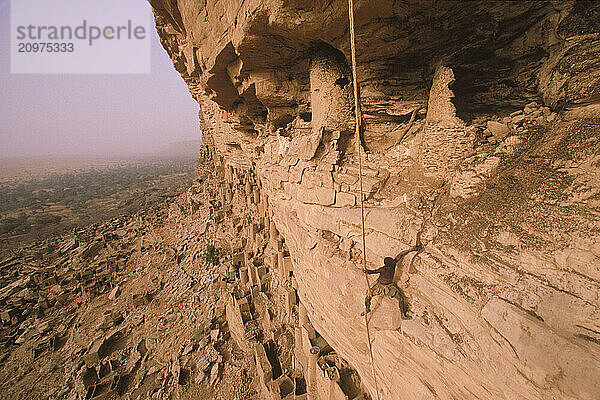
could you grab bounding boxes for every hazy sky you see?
[0,0,201,158]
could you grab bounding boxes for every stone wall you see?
[151,1,600,399]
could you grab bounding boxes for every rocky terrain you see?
[0,159,249,400]
[0,152,372,400]
[142,1,600,399]
[2,1,599,400]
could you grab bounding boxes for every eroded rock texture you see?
[151,1,600,399]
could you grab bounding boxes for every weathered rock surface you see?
[0,168,259,400]
[151,1,600,399]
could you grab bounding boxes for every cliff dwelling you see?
[1,1,598,400]
[145,0,600,399]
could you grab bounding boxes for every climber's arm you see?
[393,244,423,263]
[363,266,384,274]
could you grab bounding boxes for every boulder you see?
[487,121,510,141]
[108,286,121,301]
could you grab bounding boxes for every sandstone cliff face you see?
[151,1,600,399]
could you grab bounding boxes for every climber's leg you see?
[364,293,372,314]
[390,284,409,319]
[362,282,378,315]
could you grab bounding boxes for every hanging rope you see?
[347,1,381,399]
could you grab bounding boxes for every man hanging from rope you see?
[362,237,423,319]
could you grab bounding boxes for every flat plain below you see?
[0,157,197,257]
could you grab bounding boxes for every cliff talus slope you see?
[151,1,600,399]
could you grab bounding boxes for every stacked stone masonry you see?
[216,155,370,400]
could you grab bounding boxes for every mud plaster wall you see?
[151,1,600,399]
[309,45,355,136]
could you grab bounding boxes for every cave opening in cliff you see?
[448,51,547,123]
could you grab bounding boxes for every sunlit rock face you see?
[150,1,600,399]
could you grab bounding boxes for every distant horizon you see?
[0,139,204,160]
[0,0,202,159]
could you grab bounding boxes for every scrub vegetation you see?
[0,159,196,255]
